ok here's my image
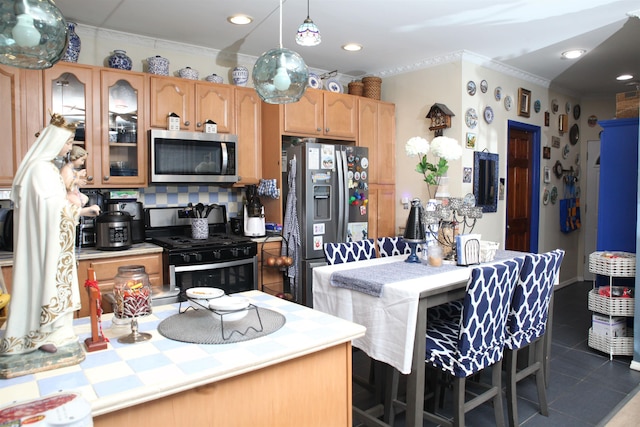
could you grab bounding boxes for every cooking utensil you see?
[196,203,205,218]
[204,204,214,218]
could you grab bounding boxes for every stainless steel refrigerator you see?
[283,142,369,306]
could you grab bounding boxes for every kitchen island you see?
[0,291,365,426]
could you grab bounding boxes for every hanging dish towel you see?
[281,156,300,299]
[257,178,280,199]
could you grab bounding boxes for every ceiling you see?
[54,0,640,99]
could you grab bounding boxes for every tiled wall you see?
[139,185,245,219]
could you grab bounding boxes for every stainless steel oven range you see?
[144,206,258,304]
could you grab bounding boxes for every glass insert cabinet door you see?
[44,64,95,184]
[101,70,147,186]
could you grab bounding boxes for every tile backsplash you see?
[139,185,244,218]
[0,185,247,218]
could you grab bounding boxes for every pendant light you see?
[0,0,68,69]
[296,0,321,46]
[253,0,309,104]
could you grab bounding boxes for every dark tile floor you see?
[352,281,640,426]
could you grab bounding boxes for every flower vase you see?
[62,22,80,63]
[434,172,450,199]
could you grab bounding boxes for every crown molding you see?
[371,49,552,91]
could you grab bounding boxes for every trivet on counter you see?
[157,305,285,344]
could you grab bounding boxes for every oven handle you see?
[173,257,256,273]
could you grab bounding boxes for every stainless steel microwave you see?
[148,129,238,184]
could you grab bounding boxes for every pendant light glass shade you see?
[296,17,321,47]
[253,0,309,104]
[253,47,309,104]
[0,0,68,69]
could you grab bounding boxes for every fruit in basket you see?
[274,257,284,267]
[283,256,293,266]
[266,256,277,267]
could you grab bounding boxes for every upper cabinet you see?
[358,98,396,185]
[43,63,99,186]
[149,76,234,133]
[100,69,147,187]
[43,63,148,188]
[235,87,262,185]
[282,89,358,140]
[0,65,43,187]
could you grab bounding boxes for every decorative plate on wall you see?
[467,81,476,96]
[573,104,581,120]
[484,106,494,124]
[480,80,488,93]
[494,86,502,101]
[543,188,550,205]
[551,99,559,114]
[504,95,513,111]
[569,123,579,145]
[534,100,541,113]
[465,108,478,129]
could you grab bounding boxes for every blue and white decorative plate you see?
[325,78,343,93]
[308,73,321,89]
[484,106,494,124]
[534,100,541,113]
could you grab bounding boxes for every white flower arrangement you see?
[405,135,462,199]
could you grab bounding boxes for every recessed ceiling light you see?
[617,74,634,81]
[561,49,586,59]
[342,43,362,52]
[227,15,253,25]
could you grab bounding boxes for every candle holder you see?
[422,196,483,261]
[403,199,426,263]
[113,265,153,344]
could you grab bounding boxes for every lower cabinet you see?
[77,253,164,318]
[368,184,396,239]
[258,240,285,297]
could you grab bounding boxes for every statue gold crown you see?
[49,112,77,131]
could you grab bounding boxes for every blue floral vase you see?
[62,22,80,63]
[108,50,133,70]
[232,66,249,86]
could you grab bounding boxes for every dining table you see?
[312,249,529,427]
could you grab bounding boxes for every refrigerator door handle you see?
[336,149,349,241]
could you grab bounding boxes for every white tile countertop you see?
[0,291,366,417]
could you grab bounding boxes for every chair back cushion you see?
[323,239,377,265]
[505,249,565,349]
[377,237,410,257]
[426,259,521,377]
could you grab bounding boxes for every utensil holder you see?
[191,218,209,239]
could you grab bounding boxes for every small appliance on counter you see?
[243,185,266,238]
[106,200,145,243]
[230,215,244,235]
[95,204,133,251]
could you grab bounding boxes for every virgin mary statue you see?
[0,114,96,356]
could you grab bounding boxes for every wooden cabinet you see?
[368,185,396,239]
[0,65,42,187]
[99,69,148,187]
[149,76,234,133]
[43,63,148,188]
[76,253,163,318]
[234,87,262,185]
[358,98,396,239]
[358,98,396,185]
[258,240,284,295]
[1,266,11,294]
[43,63,99,186]
[282,89,358,140]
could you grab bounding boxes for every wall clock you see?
[573,104,581,120]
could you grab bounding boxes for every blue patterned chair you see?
[323,239,377,265]
[376,236,422,257]
[388,259,521,427]
[504,249,565,427]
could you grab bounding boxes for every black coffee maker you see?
[243,185,265,237]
